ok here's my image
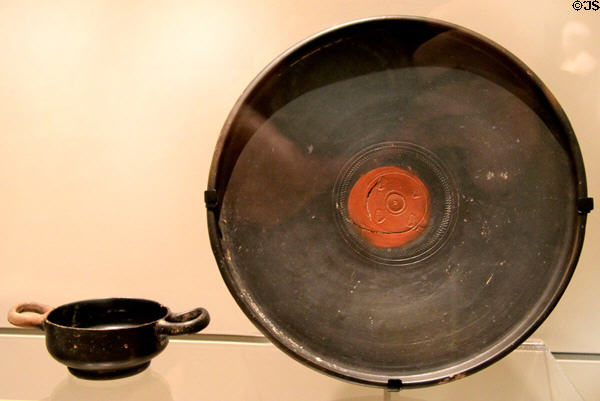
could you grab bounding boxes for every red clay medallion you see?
[347,166,430,248]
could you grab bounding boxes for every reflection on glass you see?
[561,21,597,75]
[45,368,173,401]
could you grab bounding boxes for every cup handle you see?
[156,307,210,335]
[7,302,52,329]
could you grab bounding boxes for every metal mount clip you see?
[204,189,218,210]
[577,197,594,214]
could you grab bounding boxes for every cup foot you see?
[68,361,151,380]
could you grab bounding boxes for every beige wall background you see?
[1,0,598,351]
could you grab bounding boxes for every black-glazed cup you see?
[8,298,210,379]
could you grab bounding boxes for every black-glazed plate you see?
[206,17,591,388]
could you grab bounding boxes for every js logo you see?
[573,0,600,10]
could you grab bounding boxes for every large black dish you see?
[206,17,592,388]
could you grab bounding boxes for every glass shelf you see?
[385,340,583,401]
[0,332,591,401]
